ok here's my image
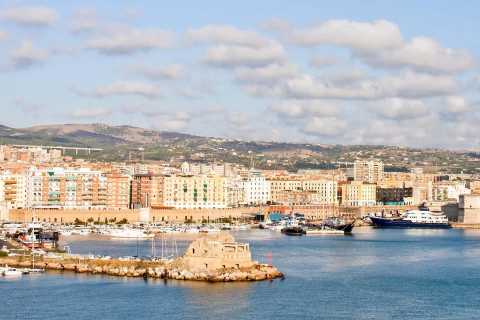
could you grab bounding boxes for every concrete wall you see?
[8,207,263,224]
[458,195,480,224]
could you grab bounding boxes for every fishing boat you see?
[304,225,345,235]
[323,217,355,234]
[281,226,305,236]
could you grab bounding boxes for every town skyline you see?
[1,1,479,149]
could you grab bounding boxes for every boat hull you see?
[281,227,304,236]
[370,216,451,229]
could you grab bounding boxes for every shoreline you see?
[0,255,284,282]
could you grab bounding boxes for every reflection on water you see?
[5,228,480,320]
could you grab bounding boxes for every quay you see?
[0,233,283,282]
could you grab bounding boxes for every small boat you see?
[304,227,345,235]
[108,228,154,239]
[281,226,305,236]
[323,218,355,234]
[1,265,22,277]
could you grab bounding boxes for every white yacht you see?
[1,265,22,277]
[370,210,450,228]
[108,228,154,239]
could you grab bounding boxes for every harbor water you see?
[3,227,480,319]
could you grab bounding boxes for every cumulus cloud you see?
[284,71,456,100]
[369,98,431,120]
[133,64,185,80]
[270,100,339,118]
[235,63,298,83]
[445,96,471,113]
[70,8,97,33]
[361,37,475,73]
[149,111,192,131]
[290,19,403,51]
[10,41,48,69]
[288,19,474,74]
[302,116,347,137]
[0,6,57,26]
[88,81,160,99]
[188,24,286,67]
[86,27,174,55]
[187,25,271,48]
[204,43,285,67]
[71,107,112,118]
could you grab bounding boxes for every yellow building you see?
[340,181,377,207]
[163,175,228,209]
[268,176,337,205]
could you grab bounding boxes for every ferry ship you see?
[369,210,451,229]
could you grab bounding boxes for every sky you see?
[0,0,479,149]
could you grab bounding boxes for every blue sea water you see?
[3,228,480,320]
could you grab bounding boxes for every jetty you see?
[0,233,283,282]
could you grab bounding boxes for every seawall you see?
[0,256,284,282]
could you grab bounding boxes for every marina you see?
[4,227,480,319]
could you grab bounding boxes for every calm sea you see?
[3,228,480,320]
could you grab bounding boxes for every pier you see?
[0,233,283,282]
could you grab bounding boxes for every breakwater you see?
[0,256,283,282]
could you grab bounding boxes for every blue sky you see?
[0,0,479,149]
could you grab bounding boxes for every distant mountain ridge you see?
[0,123,201,147]
[0,123,477,174]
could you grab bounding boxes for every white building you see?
[241,171,270,205]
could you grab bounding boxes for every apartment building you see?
[106,173,131,209]
[241,171,270,205]
[163,175,228,209]
[268,176,337,205]
[131,174,164,208]
[0,172,27,208]
[354,160,384,183]
[340,181,377,207]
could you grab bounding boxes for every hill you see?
[0,123,478,173]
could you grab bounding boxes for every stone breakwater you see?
[0,257,284,282]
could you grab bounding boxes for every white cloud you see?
[70,8,97,33]
[71,107,112,118]
[205,44,285,67]
[362,37,475,73]
[134,64,185,80]
[92,81,160,99]
[149,111,191,131]
[369,98,431,120]
[187,25,271,48]
[445,96,471,113]
[0,6,57,26]
[284,71,456,100]
[235,63,297,83]
[270,100,339,118]
[302,116,347,137]
[290,19,403,51]
[188,24,286,67]
[0,30,7,40]
[288,19,474,74]
[86,27,174,55]
[10,41,48,69]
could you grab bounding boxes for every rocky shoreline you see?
[0,256,284,282]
